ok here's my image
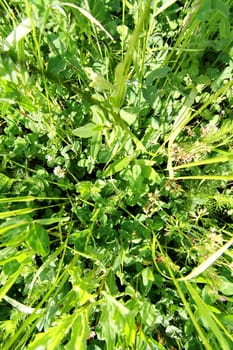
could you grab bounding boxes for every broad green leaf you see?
[141,267,154,288]
[76,284,96,306]
[72,123,103,138]
[215,277,233,296]
[206,304,221,314]
[47,55,66,77]
[146,67,171,84]
[91,104,107,124]
[2,18,31,51]
[0,252,31,266]
[135,159,161,183]
[103,156,134,177]
[27,222,50,257]
[120,107,138,125]
[3,260,20,274]
[222,315,233,331]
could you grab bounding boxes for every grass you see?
[1,0,233,349]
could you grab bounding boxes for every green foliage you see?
[1,0,233,349]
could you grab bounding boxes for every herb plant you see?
[1,0,233,349]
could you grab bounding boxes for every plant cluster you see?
[0,0,233,349]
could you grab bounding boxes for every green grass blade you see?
[2,17,31,51]
[151,235,212,350]
[3,295,36,315]
[0,196,67,203]
[0,265,24,301]
[175,175,233,180]
[62,2,114,40]
[0,221,28,235]
[173,154,233,170]
[178,235,233,281]
[111,0,152,110]
[185,281,231,350]
[155,0,180,17]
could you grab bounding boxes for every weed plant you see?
[0,0,233,349]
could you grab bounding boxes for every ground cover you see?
[0,0,233,349]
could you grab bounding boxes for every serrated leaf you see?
[66,311,89,350]
[27,222,50,257]
[28,314,74,350]
[98,299,116,350]
[100,293,136,347]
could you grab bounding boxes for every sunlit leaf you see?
[2,18,31,51]
[72,123,103,138]
[103,156,134,177]
[27,222,50,257]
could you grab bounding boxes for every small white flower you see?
[53,166,66,178]
[201,123,218,137]
[46,155,53,162]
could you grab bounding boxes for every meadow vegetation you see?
[0,0,233,349]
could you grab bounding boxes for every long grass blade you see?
[175,175,233,180]
[2,17,31,51]
[62,3,113,40]
[178,235,233,281]
[173,154,233,170]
